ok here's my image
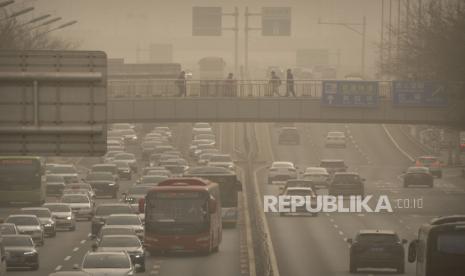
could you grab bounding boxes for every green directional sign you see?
[192,7,222,36]
[262,7,291,36]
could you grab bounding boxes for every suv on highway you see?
[267,161,298,184]
[278,127,300,145]
[329,172,365,197]
[325,131,346,148]
[91,203,134,238]
[348,230,407,273]
[319,159,347,175]
[415,156,442,178]
[403,166,433,188]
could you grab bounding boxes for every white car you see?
[268,161,298,184]
[207,154,235,171]
[47,164,80,183]
[78,251,137,275]
[43,203,76,231]
[61,194,93,220]
[325,131,346,148]
[302,167,330,188]
[104,214,144,240]
[113,152,138,172]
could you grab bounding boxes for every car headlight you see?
[44,223,52,227]
[23,251,37,255]
[108,183,115,186]
[66,216,72,220]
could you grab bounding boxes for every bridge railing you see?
[108,79,393,99]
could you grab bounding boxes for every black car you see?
[95,235,145,272]
[3,235,39,270]
[85,172,119,198]
[91,203,134,237]
[403,166,434,188]
[348,230,407,274]
[329,172,365,197]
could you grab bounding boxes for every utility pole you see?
[244,7,262,78]
[381,0,385,67]
[222,7,239,75]
[318,16,367,77]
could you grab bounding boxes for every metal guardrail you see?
[108,79,393,99]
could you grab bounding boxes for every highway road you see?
[254,122,465,276]
[0,123,244,276]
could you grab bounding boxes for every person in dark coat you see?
[286,69,296,97]
[176,71,187,97]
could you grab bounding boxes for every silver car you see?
[267,161,298,184]
[104,214,144,240]
[77,251,137,276]
[43,203,76,231]
[5,215,44,246]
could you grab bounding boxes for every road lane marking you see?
[334,224,339,229]
[338,230,344,236]
[73,247,79,252]
[55,265,62,271]
[80,240,86,244]
[64,256,71,261]
[382,124,414,162]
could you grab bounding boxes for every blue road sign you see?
[321,81,379,107]
[392,81,448,107]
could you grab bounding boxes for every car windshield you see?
[44,204,70,212]
[50,166,76,174]
[286,189,313,196]
[46,175,64,182]
[22,209,50,217]
[113,161,129,169]
[83,254,131,269]
[419,157,437,164]
[95,205,132,216]
[147,192,208,223]
[437,233,465,254]
[273,163,292,168]
[408,167,429,173]
[115,153,135,160]
[142,176,167,184]
[119,129,135,135]
[3,236,33,247]
[92,166,116,173]
[6,216,39,226]
[357,233,399,244]
[101,227,135,236]
[328,132,345,137]
[194,123,210,128]
[129,186,152,195]
[321,161,345,167]
[62,195,89,204]
[106,216,140,225]
[305,167,327,174]
[333,174,360,183]
[210,155,232,162]
[87,173,113,181]
[0,224,16,234]
[106,151,123,158]
[100,236,141,247]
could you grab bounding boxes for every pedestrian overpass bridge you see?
[107,80,465,128]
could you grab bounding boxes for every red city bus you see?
[139,178,222,255]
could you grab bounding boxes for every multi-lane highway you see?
[1,122,464,276]
[254,123,465,276]
[0,123,246,276]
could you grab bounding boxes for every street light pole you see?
[221,7,239,76]
[40,20,77,35]
[318,17,367,77]
[244,7,262,78]
[19,14,51,26]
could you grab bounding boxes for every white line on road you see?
[382,124,414,162]
[338,230,344,236]
[334,224,339,229]
[80,240,86,244]
[55,265,62,271]
[64,256,71,261]
[73,247,79,252]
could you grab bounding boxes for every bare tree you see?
[0,17,78,50]
[379,0,465,81]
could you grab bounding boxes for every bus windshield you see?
[146,191,209,235]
